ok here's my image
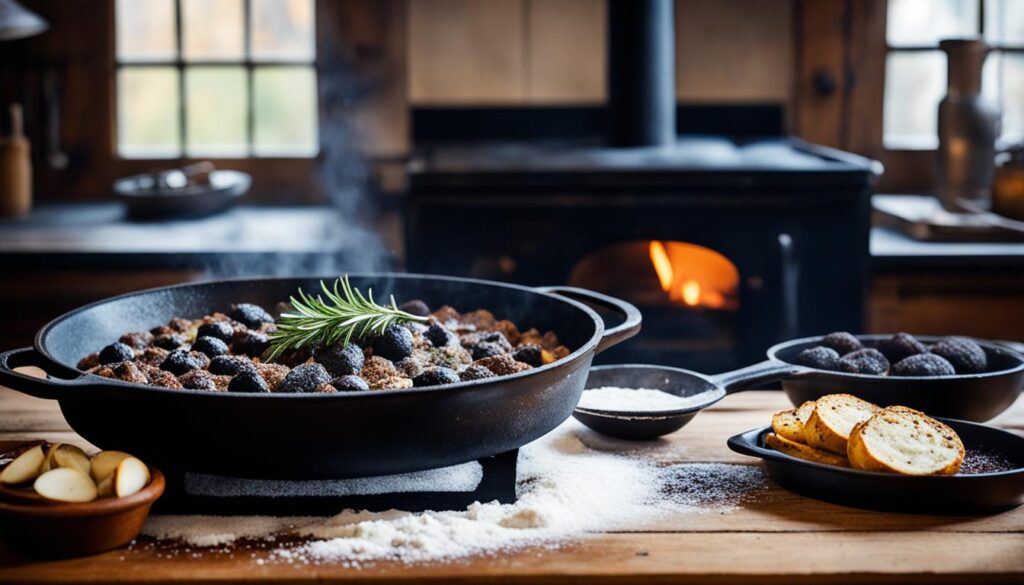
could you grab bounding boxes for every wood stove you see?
[404,0,881,372]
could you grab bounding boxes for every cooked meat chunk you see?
[277,363,331,393]
[230,303,274,329]
[459,364,497,381]
[179,369,220,390]
[119,331,154,350]
[77,352,100,370]
[140,364,184,389]
[168,318,193,333]
[512,344,544,367]
[208,355,255,376]
[153,333,186,350]
[99,342,134,365]
[313,343,364,377]
[254,362,290,392]
[136,347,170,367]
[228,369,271,393]
[474,354,531,376]
[112,361,148,384]
[196,321,234,343]
[160,349,203,375]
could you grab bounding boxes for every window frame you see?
[114,0,320,160]
[883,0,1024,152]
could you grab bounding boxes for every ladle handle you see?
[710,360,807,393]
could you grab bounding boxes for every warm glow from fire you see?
[681,280,701,306]
[647,241,739,309]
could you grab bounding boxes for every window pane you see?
[887,0,978,47]
[118,67,181,158]
[185,67,248,157]
[985,0,1024,46]
[182,0,244,61]
[253,67,318,156]
[1002,54,1024,142]
[116,0,176,61]
[884,51,945,149]
[251,0,315,61]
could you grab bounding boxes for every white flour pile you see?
[142,419,766,564]
[577,386,718,412]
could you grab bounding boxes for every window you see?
[115,0,318,159]
[884,0,1024,150]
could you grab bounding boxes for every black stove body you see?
[406,136,881,372]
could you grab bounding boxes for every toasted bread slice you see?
[772,410,805,443]
[805,394,880,454]
[847,406,964,475]
[764,433,850,467]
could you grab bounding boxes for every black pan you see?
[0,274,641,480]
[715,335,1024,421]
[728,418,1024,514]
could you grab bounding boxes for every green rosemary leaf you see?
[265,276,428,362]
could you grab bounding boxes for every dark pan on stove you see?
[728,417,1024,514]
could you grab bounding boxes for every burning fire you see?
[648,241,738,309]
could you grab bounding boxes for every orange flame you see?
[647,241,739,309]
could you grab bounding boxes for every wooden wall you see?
[407,0,795,106]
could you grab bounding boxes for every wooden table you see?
[1,384,1022,584]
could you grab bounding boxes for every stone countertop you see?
[0,203,391,272]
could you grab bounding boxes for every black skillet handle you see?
[535,286,642,354]
[0,347,93,400]
[709,360,809,394]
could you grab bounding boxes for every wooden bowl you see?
[0,468,164,557]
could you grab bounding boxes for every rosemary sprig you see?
[266,276,427,361]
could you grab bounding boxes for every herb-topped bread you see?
[847,406,965,475]
[805,394,880,454]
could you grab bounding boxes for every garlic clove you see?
[89,450,132,483]
[113,457,150,498]
[33,468,98,503]
[0,444,45,485]
[44,444,91,477]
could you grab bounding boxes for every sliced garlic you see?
[0,444,45,485]
[89,450,132,483]
[33,468,97,503]
[43,444,91,477]
[113,457,150,498]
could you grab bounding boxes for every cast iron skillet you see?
[728,419,1024,514]
[0,274,641,480]
[715,334,1024,421]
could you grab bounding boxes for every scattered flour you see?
[142,419,766,564]
[577,386,718,412]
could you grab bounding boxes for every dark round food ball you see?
[191,336,229,358]
[838,348,890,375]
[231,331,270,357]
[208,355,255,376]
[459,364,497,381]
[877,332,928,363]
[821,332,863,356]
[196,321,234,343]
[399,299,432,317]
[371,324,414,362]
[160,349,203,376]
[471,341,506,361]
[794,346,841,371]
[425,323,456,348]
[228,369,270,393]
[118,331,153,351]
[512,344,544,368]
[277,363,331,393]
[153,333,186,350]
[413,367,461,387]
[332,374,370,392]
[932,336,987,374]
[230,303,274,329]
[314,343,364,377]
[891,353,956,377]
[179,369,219,390]
[99,342,134,365]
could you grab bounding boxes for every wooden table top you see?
[1,383,1022,584]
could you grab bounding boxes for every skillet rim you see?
[729,419,1024,480]
[767,334,1024,381]
[32,272,607,400]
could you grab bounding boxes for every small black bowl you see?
[728,417,1024,514]
[573,364,726,440]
